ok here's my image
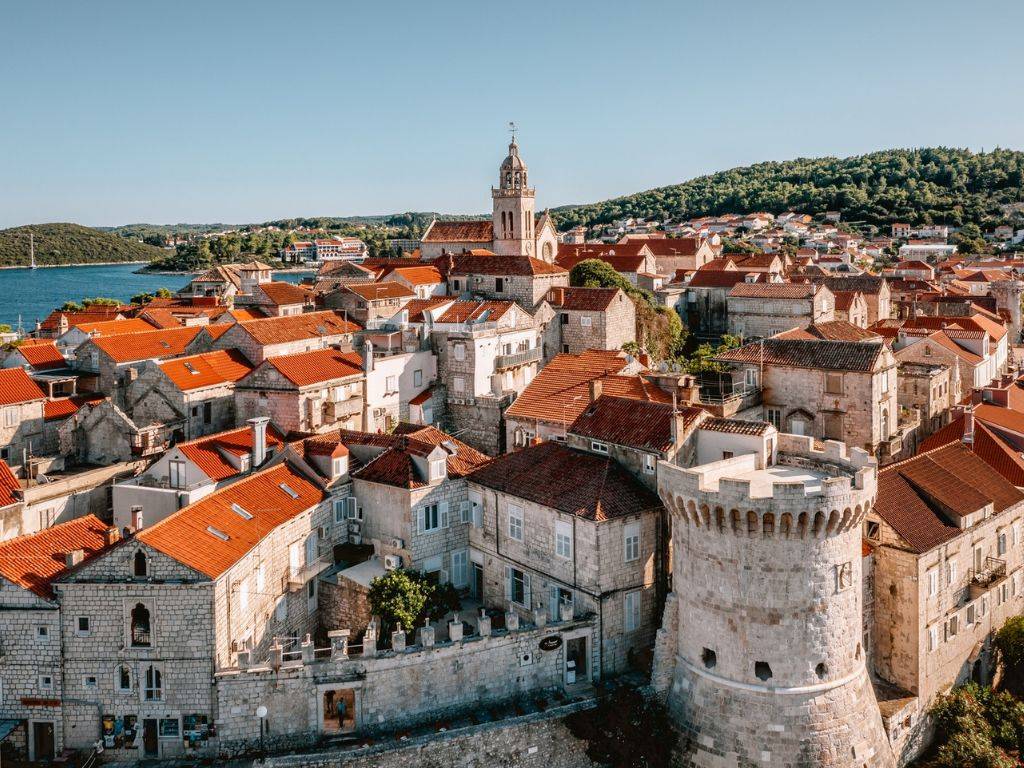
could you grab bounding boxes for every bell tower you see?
[492,124,536,257]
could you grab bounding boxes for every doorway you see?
[321,688,356,734]
[471,562,484,599]
[143,719,159,757]
[566,636,589,685]
[32,721,55,762]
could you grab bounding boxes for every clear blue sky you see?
[2,0,1022,228]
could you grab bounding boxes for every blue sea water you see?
[0,264,313,330]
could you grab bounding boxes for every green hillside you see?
[0,223,167,267]
[551,147,1024,231]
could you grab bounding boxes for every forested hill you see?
[0,223,167,267]
[550,148,1024,230]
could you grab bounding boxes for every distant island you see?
[2,148,1022,268]
[0,223,166,268]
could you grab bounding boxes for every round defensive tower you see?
[655,434,895,768]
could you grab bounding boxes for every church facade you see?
[419,138,560,262]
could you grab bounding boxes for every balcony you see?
[697,372,762,417]
[495,347,542,371]
[969,557,1007,599]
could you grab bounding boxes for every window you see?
[3,407,17,428]
[643,454,655,475]
[508,504,524,542]
[825,372,844,395]
[591,441,608,455]
[76,617,90,636]
[624,522,640,562]
[38,675,54,692]
[143,665,163,700]
[239,579,249,612]
[998,530,1008,556]
[504,566,530,606]
[133,550,148,577]
[451,549,468,588]
[307,579,317,611]
[744,368,759,388]
[203,401,212,425]
[754,662,773,681]
[967,603,976,625]
[865,520,880,540]
[495,277,505,293]
[555,520,572,559]
[332,456,348,477]
[419,503,440,532]
[560,313,568,326]
[83,675,98,691]
[928,625,939,651]
[430,458,446,480]
[413,369,423,387]
[116,665,132,693]
[946,615,959,638]
[36,625,49,641]
[452,376,465,393]
[765,407,782,429]
[624,590,641,632]
[453,343,466,362]
[927,568,938,598]
[130,603,152,647]
[946,560,958,586]
[385,375,397,392]
[305,532,318,566]
[701,648,717,669]
[160,718,180,738]
[469,491,484,528]
[550,586,572,622]
[580,316,592,327]
[168,459,186,489]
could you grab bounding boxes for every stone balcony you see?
[494,346,542,371]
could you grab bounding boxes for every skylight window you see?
[184,362,199,375]
[279,483,299,499]
[206,526,229,541]
[231,503,252,520]
[160,341,171,349]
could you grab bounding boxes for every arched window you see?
[133,551,147,578]
[143,665,162,700]
[881,408,890,441]
[130,603,151,647]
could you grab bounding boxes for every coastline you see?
[0,260,151,271]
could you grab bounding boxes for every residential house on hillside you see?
[716,337,906,460]
[466,440,665,676]
[816,276,892,325]
[545,286,636,356]
[556,242,658,285]
[726,283,835,339]
[638,236,716,275]
[126,349,255,441]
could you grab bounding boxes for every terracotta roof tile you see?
[700,417,772,436]
[570,396,700,452]
[70,318,157,336]
[0,514,115,598]
[91,326,203,364]
[15,342,67,371]
[347,424,489,488]
[546,287,622,311]
[728,283,818,299]
[264,348,363,387]
[237,310,360,345]
[137,463,326,578]
[687,270,760,289]
[159,349,255,391]
[0,460,20,507]
[0,368,46,405]
[402,297,455,323]
[920,416,1024,487]
[717,338,884,372]
[177,424,285,482]
[384,266,443,285]
[451,253,567,277]
[344,282,416,301]
[44,393,105,421]
[422,220,494,243]
[776,320,881,343]
[257,281,312,306]
[435,301,515,323]
[467,441,662,521]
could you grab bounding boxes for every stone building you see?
[654,433,895,767]
[125,349,255,441]
[833,289,869,327]
[53,460,336,760]
[55,318,159,356]
[0,368,46,469]
[466,440,665,677]
[198,310,359,365]
[897,361,958,438]
[446,251,569,312]
[866,441,1024,762]
[72,326,204,404]
[235,348,365,434]
[726,282,835,339]
[418,137,559,262]
[320,282,415,328]
[680,269,770,340]
[894,328,998,395]
[545,286,636,355]
[0,515,119,761]
[817,276,892,326]
[717,337,904,459]
[245,281,314,317]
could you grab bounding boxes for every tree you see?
[995,616,1024,697]
[955,222,987,255]
[928,683,1021,768]
[565,686,677,768]
[81,297,121,307]
[368,569,430,639]
[60,301,83,312]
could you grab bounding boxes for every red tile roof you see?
[237,310,360,345]
[264,348,363,387]
[177,424,285,482]
[0,368,46,405]
[44,393,105,421]
[450,252,568,277]
[728,283,818,299]
[14,342,66,371]
[70,318,158,336]
[717,338,885,372]
[435,301,516,323]
[40,307,127,331]
[137,463,326,578]
[159,349,255,391]
[422,220,494,243]
[384,265,443,285]
[345,424,489,488]
[920,416,1024,487]
[700,417,772,436]
[91,326,203,364]
[876,443,1024,553]
[776,320,881,343]
[505,351,670,424]
[0,515,115,598]
[257,281,312,306]
[403,297,455,323]
[687,270,760,289]
[344,282,416,301]
[569,396,701,452]
[546,287,623,311]
[0,460,20,507]
[468,441,662,521]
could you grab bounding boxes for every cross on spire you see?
[508,121,517,142]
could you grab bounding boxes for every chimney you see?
[363,339,374,374]
[248,416,270,468]
[65,549,85,568]
[103,527,120,546]
[963,407,975,446]
[549,286,565,306]
[131,506,144,532]
[589,378,603,403]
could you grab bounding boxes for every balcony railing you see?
[495,347,542,370]
[969,557,1007,599]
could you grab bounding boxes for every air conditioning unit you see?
[389,537,404,549]
[383,554,401,570]
[349,533,362,545]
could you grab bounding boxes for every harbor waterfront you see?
[0,263,312,329]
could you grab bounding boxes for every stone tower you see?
[990,278,1024,345]
[491,136,536,257]
[653,434,895,768]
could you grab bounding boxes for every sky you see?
[2,0,1023,228]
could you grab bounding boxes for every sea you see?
[0,263,314,330]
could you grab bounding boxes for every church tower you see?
[492,134,536,257]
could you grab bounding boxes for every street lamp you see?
[256,705,268,759]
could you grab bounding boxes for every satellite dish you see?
[256,705,268,719]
